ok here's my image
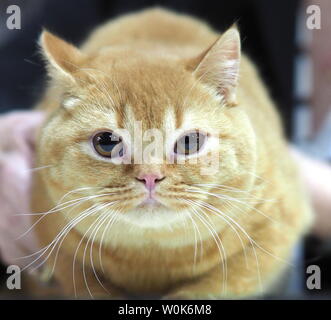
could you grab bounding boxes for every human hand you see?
[0,111,44,268]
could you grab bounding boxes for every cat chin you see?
[119,206,191,229]
[71,207,197,250]
[95,208,200,248]
[136,198,164,209]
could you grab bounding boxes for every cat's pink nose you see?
[135,174,165,191]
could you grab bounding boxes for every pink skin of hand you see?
[290,147,331,239]
[0,111,45,269]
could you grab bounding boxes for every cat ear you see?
[39,30,85,81]
[191,27,241,106]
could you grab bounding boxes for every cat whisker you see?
[178,207,190,239]
[186,211,198,267]
[16,206,92,261]
[15,192,115,240]
[182,199,228,293]
[72,201,117,298]
[186,198,261,292]
[78,67,123,111]
[245,171,273,186]
[98,209,120,274]
[60,64,116,113]
[189,198,295,293]
[187,198,250,269]
[15,198,92,240]
[55,186,105,206]
[18,204,101,274]
[189,183,276,202]
[24,165,54,173]
[83,207,114,298]
[186,209,204,268]
[79,210,107,299]
[188,196,248,266]
[14,186,105,217]
[88,206,119,297]
[185,188,279,225]
[18,196,116,275]
[49,201,116,277]
[37,204,104,271]
[197,200,264,292]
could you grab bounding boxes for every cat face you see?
[38,29,257,231]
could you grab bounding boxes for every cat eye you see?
[92,131,124,158]
[174,131,207,156]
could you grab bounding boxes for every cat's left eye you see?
[174,131,207,156]
[92,131,124,158]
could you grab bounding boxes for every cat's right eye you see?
[174,131,207,156]
[92,131,124,158]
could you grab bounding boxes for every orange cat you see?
[30,8,312,298]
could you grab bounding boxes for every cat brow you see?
[63,97,81,109]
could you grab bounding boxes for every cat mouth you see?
[134,189,167,209]
[137,197,163,209]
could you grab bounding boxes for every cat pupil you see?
[185,136,190,148]
[185,135,195,152]
[99,133,118,151]
[175,131,205,155]
[93,132,123,158]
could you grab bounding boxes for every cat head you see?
[37,27,257,232]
